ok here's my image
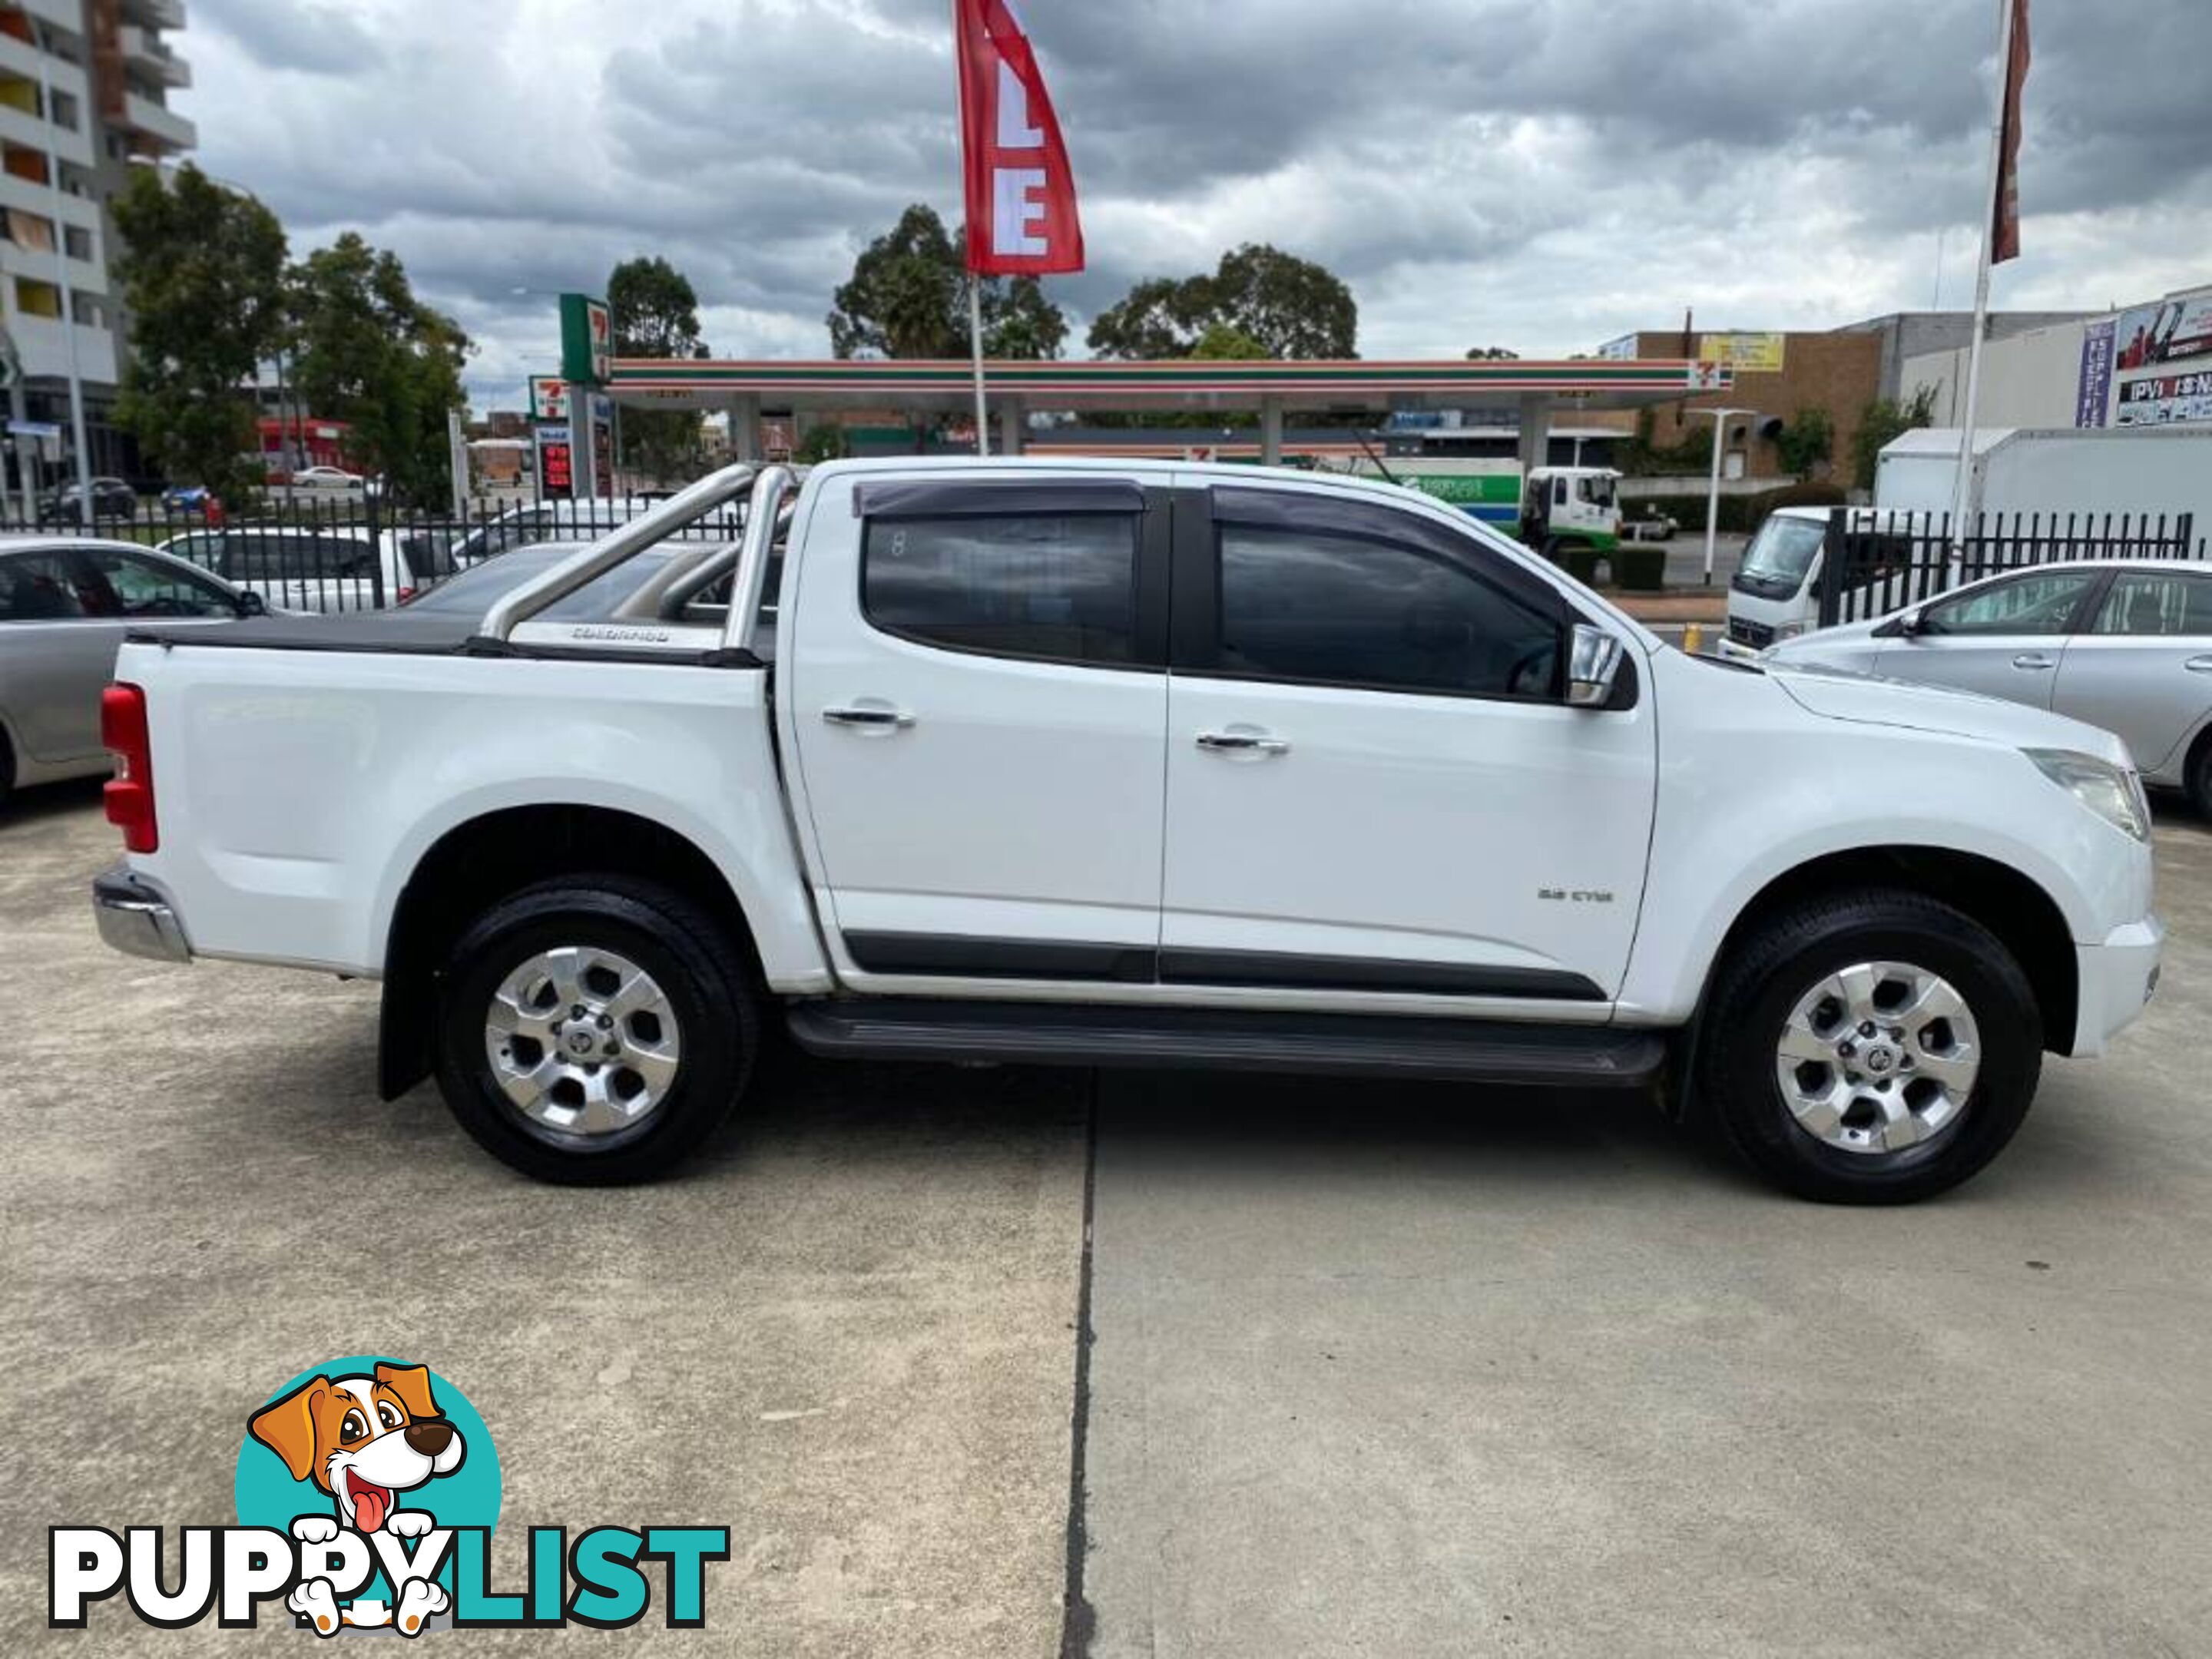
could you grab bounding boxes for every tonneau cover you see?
[125,611,480,655]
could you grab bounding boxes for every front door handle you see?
[2012,653,2057,671]
[823,705,916,730]
[1196,730,1290,757]
[2185,655,2212,674]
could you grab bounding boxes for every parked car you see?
[0,537,258,806]
[449,497,743,566]
[1765,559,2212,816]
[160,485,214,512]
[39,478,139,523]
[159,525,457,613]
[292,466,366,490]
[93,459,2161,1203]
[402,535,777,631]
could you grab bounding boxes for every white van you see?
[159,526,456,614]
[1719,507,1930,661]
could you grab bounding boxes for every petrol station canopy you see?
[596,356,1733,465]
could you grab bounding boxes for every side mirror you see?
[1873,607,1922,639]
[1567,624,1625,709]
[234,590,268,618]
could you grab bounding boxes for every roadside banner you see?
[2075,319,2115,428]
[955,0,1084,276]
[2111,290,2212,427]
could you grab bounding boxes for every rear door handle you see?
[2012,653,2057,671]
[823,705,916,730]
[2185,655,2212,674]
[1196,730,1290,757]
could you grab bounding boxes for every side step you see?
[785,999,1669,1089]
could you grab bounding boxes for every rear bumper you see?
[92,866,193,964]
[2071,916,2163,1058]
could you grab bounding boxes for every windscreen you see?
[1734,516,1828,597]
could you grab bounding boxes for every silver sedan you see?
[1766,558,2212,813]
[0,538,259,806]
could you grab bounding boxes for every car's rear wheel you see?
[1697,889,2041,1204]
[434,876,758,1184]
[0,732,13,810]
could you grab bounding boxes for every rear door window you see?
[224,535,291,582]
[0,551,88,620]
[2091,571,2212,636]
[862,513,1140,667]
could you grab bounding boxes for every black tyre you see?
[0,733,13,810]
[2188,733,2212,821]
[434,875,759,1184]
[1696,889,2042,1204]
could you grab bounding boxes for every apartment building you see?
[0,0,193,481]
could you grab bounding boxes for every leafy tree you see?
[609,256,710,484]
[794,421,851,465]
[1849,386,1939,491]
[1192,323,1269,360]
[288,233,471,506]
[1774,406,1836,477]
[111,163,289,498]
[1466,346,1521,360]
[609,256,707,359]
[827,204,1067,360]
[1088,244,1358,360]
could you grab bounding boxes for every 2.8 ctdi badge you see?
[49,1355,728,1636]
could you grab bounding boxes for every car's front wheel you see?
[434,876,759,1184]
[2188,733,2212,821]
[1697,889,2042,1204]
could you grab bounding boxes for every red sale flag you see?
[1949,0,2032,550]
[955,0,1085,276]
[1991,0,2031,263]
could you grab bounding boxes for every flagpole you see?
[1948,0,2016,563]
[970,273,991,459]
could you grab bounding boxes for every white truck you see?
[1877,426,2212,533]
[91,459,2161,1203]
[1342,434,1624,555]
[1720,506,1931,660]
[1722,427,2210,659]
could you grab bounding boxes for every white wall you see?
[1901,316,2108,430]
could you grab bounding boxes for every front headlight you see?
[1772,621,1810,643]
[2025,749,2151,843]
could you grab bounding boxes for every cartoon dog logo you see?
[249,1362,465,1634]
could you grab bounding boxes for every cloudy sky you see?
[184,0,2212,412]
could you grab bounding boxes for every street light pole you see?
[1697,406,1748,587]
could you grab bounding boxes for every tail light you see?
[396,586,417,605]
[101,683,158,853]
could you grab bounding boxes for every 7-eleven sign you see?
[560,293,614,386]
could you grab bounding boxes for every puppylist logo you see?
[48,1356,729,1636]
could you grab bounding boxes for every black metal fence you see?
[1815,509,2202,628]
[7,492,740,614]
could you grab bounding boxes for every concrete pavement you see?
[1076,813,2212,1658]
[0,783,1088,1657]
[8,782,2212,1656]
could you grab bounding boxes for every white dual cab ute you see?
[92,459,2163,1202]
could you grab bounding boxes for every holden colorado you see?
[93,459,2161,1202]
